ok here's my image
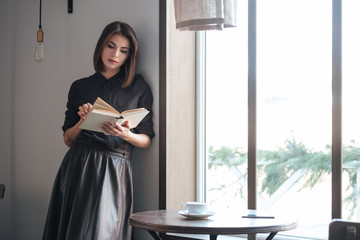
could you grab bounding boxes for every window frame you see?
[195,0,343,225]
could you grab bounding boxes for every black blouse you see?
[62,72,155,151]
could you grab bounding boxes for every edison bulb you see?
[35,28,44,62]
[34,42,45,62]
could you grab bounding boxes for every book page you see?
[117,109,149,128]
[92,97,119,115]
[121,108,147,117]
[80,111,117,133]
[92,109,120,117]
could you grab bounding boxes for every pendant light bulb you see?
[35,28,45,62]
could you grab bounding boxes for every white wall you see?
[0,0,159,239]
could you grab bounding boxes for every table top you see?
[129,209,298,235]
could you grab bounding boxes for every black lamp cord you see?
[39,0,42,29]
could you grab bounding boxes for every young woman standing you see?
[43,21,154,240]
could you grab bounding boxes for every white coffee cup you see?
[181,201,208,214]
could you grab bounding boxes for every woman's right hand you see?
[64,103,92,147]
[78,103,92,120]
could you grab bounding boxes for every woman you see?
[43,21,154,240]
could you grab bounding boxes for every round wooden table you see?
[129,209,297,240]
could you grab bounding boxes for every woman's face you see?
[101,33,130,75]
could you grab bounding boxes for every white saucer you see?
[178,210,216,219]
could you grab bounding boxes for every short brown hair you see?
[93,21,138,87]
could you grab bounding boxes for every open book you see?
[79,97,149,133]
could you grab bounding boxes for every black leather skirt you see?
[43,141,133,240]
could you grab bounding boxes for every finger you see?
[82,104,90,113]
[78,108,86,117]
[101,125,110,134]
[105,121,116,129]
[121,121,130,129]
[114,122,123,129]
[79,105,87,115]
[84,103,92,111]
[102,122,117,134]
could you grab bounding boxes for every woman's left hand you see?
[101,121,130,139]
[101,121,151,149]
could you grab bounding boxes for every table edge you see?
[129,211,298,235]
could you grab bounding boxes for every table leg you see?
[159,232,167,239]
[210,234,218,240]
[266,232,278,240]
[147,230,162,240]
[248,233,256,240]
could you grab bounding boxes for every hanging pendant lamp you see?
[35,0,45,62]
[174,0,237,31]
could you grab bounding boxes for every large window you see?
[343,0,360,222]
[203,0,248,213]
[200,0,360,239]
